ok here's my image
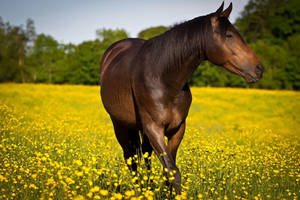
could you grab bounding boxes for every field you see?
[0,83,299,200]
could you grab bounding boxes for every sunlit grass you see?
[0,83,299,200]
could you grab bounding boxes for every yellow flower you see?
[113,193,123,200]
[126,158,132,165]
[31,173,37,179]
[86,192,93,198]
[74,160,83,167]
[91,156,97,162]
[74,195,85,200]
[100,189,108,196]
[46,178,56,186]
[65,177,75,185]
[143,152,149,158]
[29,183,38,190]
[0,175,7,182]
[125,190,135,198]
[75,171,83,177]
[89,186,100,193]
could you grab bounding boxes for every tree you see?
[235,0,300,42]
[0,21,25,82]
[0,18,36,83]
[29,34,63,83]
[138,26,169,40]
[64,40,102,85]
[96,28,129,52]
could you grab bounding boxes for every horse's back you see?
[100,38,145,128]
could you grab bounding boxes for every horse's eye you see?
[226,34,233,38]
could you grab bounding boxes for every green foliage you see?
[27,34,63,83]
[138,26,169,40]
[96,28,129,51]
[235,0,300,42]
[64,40,103,85]
[0,25,129,85]
[0,17,35,83]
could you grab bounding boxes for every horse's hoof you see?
[174,185,182,194]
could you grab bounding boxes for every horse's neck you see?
[140,16,210,92]
[153,32,206,91]
[164,48,204,90]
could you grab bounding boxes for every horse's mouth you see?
[244,73,260,84]
[224,62,262,84]
[234,68,261,84]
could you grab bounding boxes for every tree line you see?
[0,0,299,89]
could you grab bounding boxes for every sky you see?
[0,0,249,44]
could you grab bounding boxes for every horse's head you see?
[205,2,264,83]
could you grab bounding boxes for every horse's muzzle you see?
[245,62,264,84]
[255,62,264,79]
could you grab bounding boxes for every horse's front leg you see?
[143,121,182,194]
[167,121,185,163]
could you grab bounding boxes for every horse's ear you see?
[221,2,232,18]
[215,1,224,16]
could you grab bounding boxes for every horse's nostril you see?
[255,63,264,78]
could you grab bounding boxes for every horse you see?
[100,2,264,193]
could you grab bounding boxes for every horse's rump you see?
[100,38,145,127]
[100,38,145,80]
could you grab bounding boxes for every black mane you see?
[140,14,214,74]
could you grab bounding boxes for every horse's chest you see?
[135,83,192,131]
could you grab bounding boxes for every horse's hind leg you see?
[111,118,140,171]
[141,133,153,170]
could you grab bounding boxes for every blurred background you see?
[0,0,299,90]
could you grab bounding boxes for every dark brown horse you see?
[100,2,263,193]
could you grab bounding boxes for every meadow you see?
[0,83,299,200]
